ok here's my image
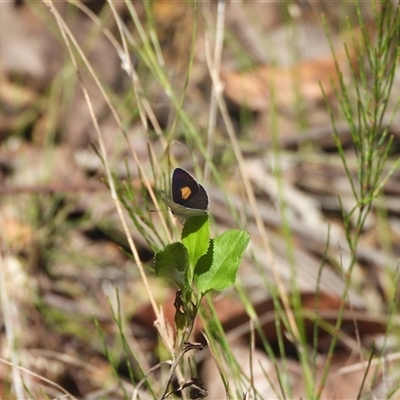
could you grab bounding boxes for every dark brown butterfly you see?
[161,168,209,220]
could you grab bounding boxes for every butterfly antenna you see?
[150,208,169,213]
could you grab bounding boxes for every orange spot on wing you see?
[180,186,191,200]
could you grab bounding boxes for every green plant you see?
[154,214,249,398]
[317,1,400,397]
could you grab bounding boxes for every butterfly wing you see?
[162,168,209,219]
[182,183,209,211]
[171,168,201,206]
[161,192,208,218]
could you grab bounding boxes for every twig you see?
[0,183,105,195]
[158,342,203,400]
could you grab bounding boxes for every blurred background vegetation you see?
[0,0,399,398]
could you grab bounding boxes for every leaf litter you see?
[0,1,399,398]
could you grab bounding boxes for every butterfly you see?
[161,167,209,220]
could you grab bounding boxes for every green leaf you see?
[182,215,210,268]
[154,242,189,290]
[194,230,250,294]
